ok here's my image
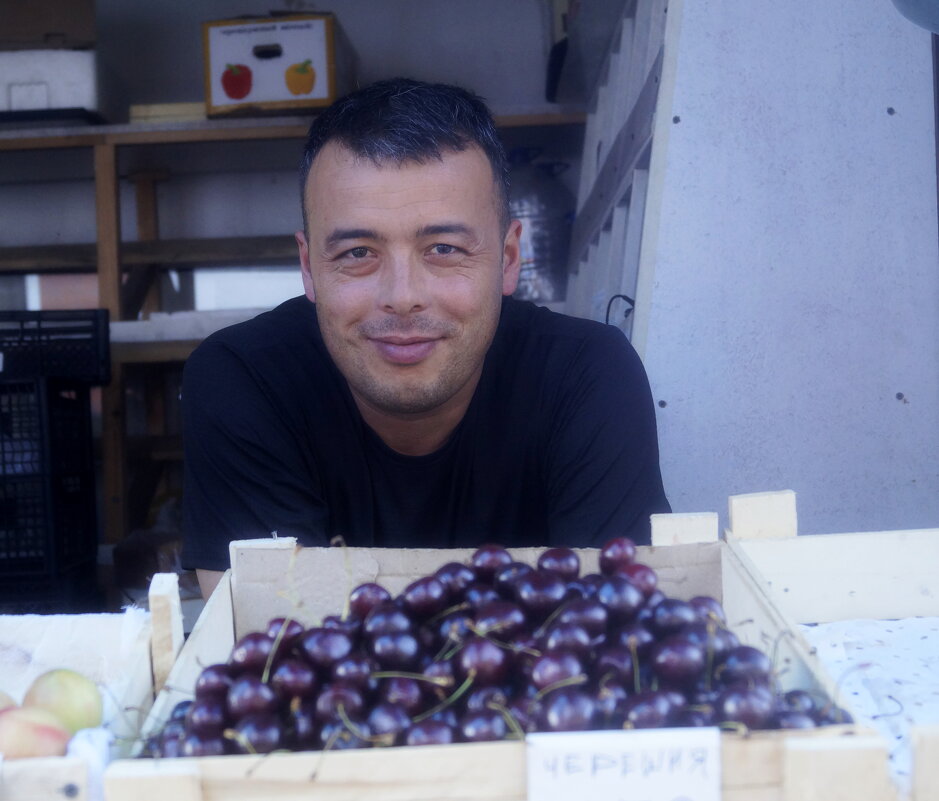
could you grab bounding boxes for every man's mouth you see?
[370,336,440,365]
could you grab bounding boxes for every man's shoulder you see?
[498,297,632,361]
[202,295,315,349]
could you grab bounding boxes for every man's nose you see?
[379,252,428,314]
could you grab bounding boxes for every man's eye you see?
[345,246,370,258]
[430,243,458,256]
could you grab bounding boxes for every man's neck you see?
[351,369,482,457]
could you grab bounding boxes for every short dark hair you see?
[299,78,510,231]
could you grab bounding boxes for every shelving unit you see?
[0,111,586,544]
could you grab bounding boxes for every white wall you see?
[637,0,939,533]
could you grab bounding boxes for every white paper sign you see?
[527,728,721,801]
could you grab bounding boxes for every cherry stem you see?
[426,601,471,627]
[466,623,540,657]
[413,672,475,723]
[533,673,588,702]
[262,618,293,684]
[532,600,572,639]
[371,671,452,688]
[629,639,641,694]
[337,703,393,746]
[223,727,257,754]
[487,700,526,741]
[705,619,716,692]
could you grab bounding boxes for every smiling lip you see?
[370,336,439,365]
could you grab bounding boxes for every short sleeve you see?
[544,326,670,547]
[180,339,330,571]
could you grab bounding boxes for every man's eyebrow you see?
[416,223,477,239]
[324,228,384,249]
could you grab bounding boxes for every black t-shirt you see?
[181,296,670,570]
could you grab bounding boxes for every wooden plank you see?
[0,236,298,274]
[140,571,235,741]
[569,46,664,268]
[0,133,102,151]
[111,340,201,364]
[0,756,90,801]
[651,511,719,545]
[913,725,939,801]
[731,529,939,623]
[148,573,185,695]
[782,734,897,801]
[728,490,798,540]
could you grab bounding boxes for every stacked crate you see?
[0,309,110,612]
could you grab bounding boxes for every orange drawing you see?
[285,60,316,95]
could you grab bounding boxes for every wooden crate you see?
[1,573,184,801]
[725,489,939,801]
[104,535,899,801]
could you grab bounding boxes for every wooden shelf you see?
[0,110,585,151]
[0,235,297,274]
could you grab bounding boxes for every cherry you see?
[474,600,528,640]
[317,719,372,750]
[434,562,478,598]
[270,657,318,700]
[470,544,513,582]
[456,635,510,686]
[400,575,449,620]
[227,675,278,719]
[185,697,227,736]
[556,598,609,639]
[541,622,592,660]
[530,651,584,691]
[349,583,393,620]
[616,562,658,597]
[622,690,672,729]
[180,733,226,757]
[195,664,235,700]
[363,602,413,637]
[537,547,580,581]
[366,702,412,744]
[369,631,421,670]
[493,562,536,598]
[689,595,727,625]
[229,631,275,675]
[460,708,508,742]
[596,575,644,623]
[379,676,425,715]
[169,699,193,720]
[599,536,637,575]
[715,645,773,686]
[405,719,456,746]
[513,571,567,620]
[228,713,283,754]
[716,684,775,729]
[299,628,355,671]
[650,598,698,636]
[332,653,379,692]
[538,687,595,732]
[314,682,366,722]
[463,582,501,609]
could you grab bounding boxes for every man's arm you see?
[545,325,670,547]
[180,338,330,574]
[196,568,224,601]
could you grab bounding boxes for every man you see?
[181,78,670,599]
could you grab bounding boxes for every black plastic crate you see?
[0,309,110,385]
[0,379,98,591]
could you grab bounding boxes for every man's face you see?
[296,141,521,421]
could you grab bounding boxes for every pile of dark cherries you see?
[144,538,851,757]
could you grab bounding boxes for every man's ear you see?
[296,230,316,302]
[501,219,523,296]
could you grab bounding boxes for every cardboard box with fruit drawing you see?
[0,574,184,800]
[103,501,912,801]
[202,13,355,118]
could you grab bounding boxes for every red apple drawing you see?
[221,64,252,100]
